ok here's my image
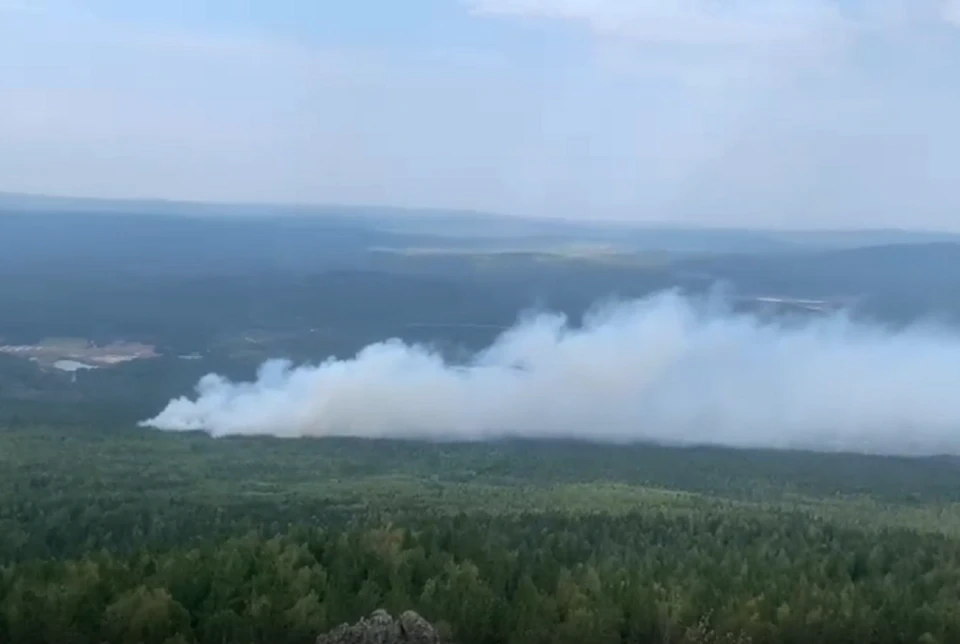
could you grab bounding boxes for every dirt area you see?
[0,338,158,369]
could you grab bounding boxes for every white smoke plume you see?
[142,291,960,456]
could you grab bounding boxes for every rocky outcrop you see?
[316,609,442,644]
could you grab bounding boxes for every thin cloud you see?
[467,0,847,48]
[466,0,958,46]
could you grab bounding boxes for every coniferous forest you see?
[3,422,960,644]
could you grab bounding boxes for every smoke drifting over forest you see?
[143,291,960,456]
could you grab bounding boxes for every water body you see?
[53,360,97,372]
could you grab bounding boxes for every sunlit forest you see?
[3,423,960,643]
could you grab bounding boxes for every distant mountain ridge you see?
[2,190,958,245]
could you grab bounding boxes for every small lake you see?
[53,360,98,372]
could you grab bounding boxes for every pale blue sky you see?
[2,0,960,228]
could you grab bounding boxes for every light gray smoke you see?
[142,291,960,456]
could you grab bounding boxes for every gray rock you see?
[398,611,442,644]
[317,609,441,644]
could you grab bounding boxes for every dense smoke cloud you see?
[142,291,960,456]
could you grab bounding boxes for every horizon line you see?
[0,189,958,237]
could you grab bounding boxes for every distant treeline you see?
[4,244,960,352]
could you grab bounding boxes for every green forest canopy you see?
[2,424,960,643]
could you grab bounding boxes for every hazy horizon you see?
[3,1,960,230]
[6,190,960,237]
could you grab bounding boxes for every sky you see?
[2,0,960,228]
